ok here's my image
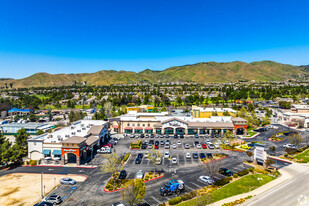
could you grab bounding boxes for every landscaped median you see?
[201,154,227,164]
[130,140,142,150]
[282,144,309,163]
[159,167,279,206]
[103,171,164,192]
[120,153,131,165]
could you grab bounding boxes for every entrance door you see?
[67,153,77,163]
[236,128,244,135]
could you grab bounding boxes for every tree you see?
[265,159,274,168]
[287,132,303,147]
[104,102,113,119]
[211,111,218,116]
[37,130,44,135]
[160,107,167,112]
[100,153,124,189]
[148,148,162,174]
[29,113,38,122]
[269,146,276,155]
[120,179,146,206]
[246,151,253,162]
[223,130,234,141]
[204,157,221,180]
[222,111,230,116]
[152,107,159,113]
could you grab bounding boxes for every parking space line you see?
[185,185,195,191]
[190,181,203,189]
[150,196,162,204]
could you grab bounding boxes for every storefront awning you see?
[42,149,51,155]
[113,125,118,128]
[145,127,153,130]
[52,150,61,155]
[124,127,133,130]
[134,127,143,130]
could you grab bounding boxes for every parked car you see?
[205,140,212,145]
[148,143,153,149]
[155,144,159,149]
[144,151,149,158]
[177,140,182,145]
[155,157,162,165]
[214,143,220,149]
[174,134,178,139]
[199,153,206,159]
[103,143,113,148]
[97,146,111,154]
[219,168,233,176]
[130,134,135,138]
[165,144,170,149]
[283,144,296,149]
[150,134,154,138]
[206,153,213,158]
[180,134,184,138]
[155,134,159,138]
[140,134,144,138]
[196,144,202,149]
[202,144,207,149]
[195,134,199,138]
[141,143,147,149]
[208,144,215,149]
[60,178,76,185]
[164,152,170,158]
[160,140,165,145]
[145,134,149,138]
[165,135,170,139]
[155,140,159,145]
[172,157,177,164]
[118,170,127,179]
[194,141,199,145]
[166,140,170,144]
[44,195,62,204]
[172,144,177,149]
[199,176,214,184]
[112,202,125,206]
[184,144,190,149]
[193,153,199,159]
[136,170,144,179]
[185,153,191,159]
[137,153,143,159]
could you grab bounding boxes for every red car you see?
[155,144,159,149]
[103,143,113,148]
[202,144,207,149]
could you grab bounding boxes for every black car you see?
[150,134,154,138]
[160,135,164,138]
[135,157,142,164]
[199,153,206,159]
[155,140,159,146]
[141,143,147,149]
[137,153,143,159]
[118,170,127,179]
[140,134,145,138]
[174,134,178,139]
[149,140,154,145]
[194,141,199,146]
[165,135,170,138]
[219,168,233,176]
[193,153,199,159]
[180,134,184,138]
[34,202,53,206]
[206,153,213,158]
[160,140,165,145]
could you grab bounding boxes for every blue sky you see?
[0,0,309,79]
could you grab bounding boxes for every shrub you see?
[237,169,249,176]
[226,176,233,181]
[248,167,254,172]
[158,203,166,206]
[168,197,182,205]
[190,191,197,198]
[144,176,149,181]
[105,184,113,191]
[30,160,37,166]
[214,178,230,186]
[122,153,130,163]
[149,171,153,175]
[233,174,239,178]
[180,193,193,201]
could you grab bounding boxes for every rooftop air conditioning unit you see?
[71,132,76,135]
[65,135,70,138]
[87,125,90,128]
[82,127,86,130]
[77,130,81,132]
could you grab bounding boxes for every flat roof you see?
[1,123,49,129]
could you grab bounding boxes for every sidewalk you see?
[209,165,294,206]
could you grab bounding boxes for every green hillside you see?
[1,61,308,88]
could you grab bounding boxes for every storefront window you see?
[188,129,197,135]
[176,128,185,134]
[134,129,143,134]
[164,128,174,134]
[114,128,118,133]
[125,129,133,134]
[145,130,153,134]
[199,129,205,134]
[156,129,161,134]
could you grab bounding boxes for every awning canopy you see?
[134,127,143,130]
[124,127,133,130]
[52,150,61,155]
[42,149,51,155]
[113,125,118,128]
[145,127,153,130]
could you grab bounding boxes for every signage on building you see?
[169,122,180,127]
[254,143,265,161]
[63,149,76,152]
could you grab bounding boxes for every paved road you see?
[245,163,309,206]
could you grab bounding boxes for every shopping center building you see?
[27,120,109,165]
[112,111,247,136]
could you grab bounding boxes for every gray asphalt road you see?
[245,164,309,206]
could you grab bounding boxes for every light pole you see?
[41,172,44,199]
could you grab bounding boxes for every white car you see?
[60,178,76,185]
[216,140,222,144]
[214,143,220,149]
[135,170,144,179]
[199,176,214,184]
[165,144,170,149]
[164,152,170,158]
[172,157,177,164]
[196,144,202,149]
[172,144,177,149]
[184,144,190,149]
[144,151,149,158]
[177,140,182,145]
[185,153,191,159]
[208,144,215,149]
[205,140,212,145]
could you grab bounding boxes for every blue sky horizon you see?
[1,0,309,79]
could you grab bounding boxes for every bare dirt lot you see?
[0,173,87,206]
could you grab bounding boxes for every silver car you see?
[44,195,62,204]
[60,178,76,185]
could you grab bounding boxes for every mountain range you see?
[1,61,308,88]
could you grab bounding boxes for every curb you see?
[268,156,293,164]
[121,154,131,166]
[201,156,227,164]
[242,132,261,139]
[103,173,165,193]
[22,165,97,169]
[130,148,140,150]
[222,149,246,153]
[3,172,89,181]
[268,138,285,142]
